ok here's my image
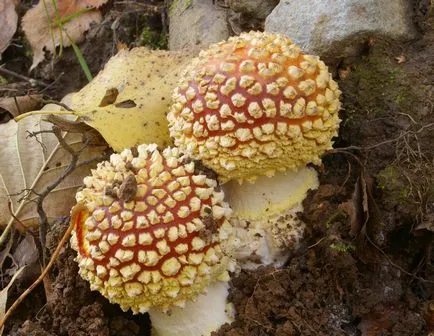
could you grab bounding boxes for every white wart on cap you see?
[70,144,233,314]
[168,31,341,182]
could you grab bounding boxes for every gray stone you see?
[265,0,417,61]
[227,0,279,19]
[168,0,229,51]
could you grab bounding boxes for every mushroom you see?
[167,31,341,267]
[70,144,235,336]
[223,167,318,269]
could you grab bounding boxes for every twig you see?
[364,123,434,150]
[26,130,48,154]
[307,236,327,249]
[7,201,28,234]
[364,231,434,284]
[0,67,49,88]
[13,97,22,116]
[33,127,83,264]
[0,220,74,330]
[113,1,162,12]
[38,72,64,94]
[0,228,15,272]
[28,96,73,111]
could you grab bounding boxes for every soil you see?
[1,1,433,336]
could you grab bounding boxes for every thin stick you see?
[7,201,27,234]
[13,97,22,116]
[0,220,74,330]
[33,127,82,264]
[0,67,49,87]
[28,96,74,111]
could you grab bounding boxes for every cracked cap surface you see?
[168,31,341,182]
[71,144,233,313]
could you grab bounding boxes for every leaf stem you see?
[14,110,77,122]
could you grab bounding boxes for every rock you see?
[227,0,279,19]
[265,0,417,62]
[168,0,230,51]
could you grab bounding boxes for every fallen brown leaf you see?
[0,0,18,56]
[0,102,106,229]
[339,176,366,237]
[57,0,107,17]
[0,267,25,336]
[0,95,43,119]
[358,306,399,336]
[4,234,40,283]
[22,0,108,70]
[424,301,434,333]
[415,212,434,232]
[395,55,407,64]
[12,234,39,269]
[338,66,351,80]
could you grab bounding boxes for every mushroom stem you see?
[222,167,319,269]
[149,281,232,336]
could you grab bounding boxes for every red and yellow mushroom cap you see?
[168,31,341,182]
[70,144,233,313]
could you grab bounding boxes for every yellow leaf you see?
[68,48,193,152]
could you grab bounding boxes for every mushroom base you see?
[223,167,319,269]
[149,281,233,336]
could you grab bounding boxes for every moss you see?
[329,242,356,253]
[325,210,348,229]
[139,27,168,50]
[184,0,193,10]
[169,0,193,16]
[0,75,8,85]
[343,55,417,119]
[376,166,411,209]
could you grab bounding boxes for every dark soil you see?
[1,1,433,336]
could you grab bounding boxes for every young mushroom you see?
[70,144,234,336]
[168,31,341,267]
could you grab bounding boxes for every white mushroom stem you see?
[222,167,319,269]
[149,281,233,336]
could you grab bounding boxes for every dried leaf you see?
[338,66,351,80]
[395,55,407,64]
[0,267,25,336]
[12,235,39,268]
[57,0,108,17]
[339,177,367,237]
[45,114,93,133]
[0,0,18,56]
[358,306,397,336]
[0,104,106,228]
[22,0,108,70]
[415,212,434,232]
[42,275,56,308]
[5,234,40,283]
[0,95,43,119]
[98,88,119,107]
[69,48,193,151]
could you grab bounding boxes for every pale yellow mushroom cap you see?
[168,31,341,182]
[70,144,233,313]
